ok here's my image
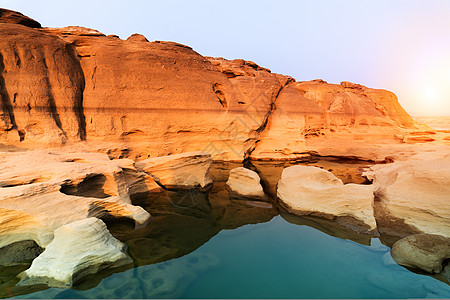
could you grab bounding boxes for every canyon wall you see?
[0,9,421,161]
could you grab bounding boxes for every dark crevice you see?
[60,174,109,198]
[41,56,68,141]
[212,82,227,108]
[67,43,87,140]
[0,52,22,140]
[243,83,287,163]
[372,193,422,247]
[75,88,87,140]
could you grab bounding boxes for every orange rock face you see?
[0,9,427,161]
[0,8,41,28]
[0,23,85,145]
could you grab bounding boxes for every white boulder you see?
[226,167,265,198]
[277,165,376,233]
[18,218,132,288]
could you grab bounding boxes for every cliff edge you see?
[0,9,436,161]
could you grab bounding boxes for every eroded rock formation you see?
[18,218,133,288]
[0,9,432,162]
[0,150,152,249]
[277,165,377,234]
[225,167,265,199]
[135,151,213,189]
[364,158,450,241]
[391,234,450,274]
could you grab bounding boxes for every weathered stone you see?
[0,10,426,162]
[226,167,265,198]
[364,158,450,240]
[0,8,41,28]
[18,218,133,288]
[41,26,105,36]
[135,152,213,189]
[277,165,376,234]
[0,150,151,249]
[391,234,450,273]
[126,33,149,42]
[0,240,42,266]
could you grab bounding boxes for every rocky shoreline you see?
[0,149,448,291]
[0,7,449,295]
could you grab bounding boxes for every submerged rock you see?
[391,234,450,274]
[18,218,133,288]
[135,152,213,190]
[277,165,376,234]
[226,167,265,199]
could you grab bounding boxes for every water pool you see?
[3,161,450,299]
[14,215,450,299]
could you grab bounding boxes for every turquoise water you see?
[4,161,449,299]
[15,216,450,299]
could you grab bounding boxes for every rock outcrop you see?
[135,151,213,189]
[18,218,132,288]
[0,8,41,28]
[391,234,450,274]
[225,167,265,199]
[0,9,429,162]
[0,23,85,145]
[364,158,450,240]
[0,150,151,249]
[277,165,377,234]
[251,80,417,161]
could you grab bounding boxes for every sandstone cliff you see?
[0,9,430,161]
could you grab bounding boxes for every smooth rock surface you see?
[391,234,450,273]
[18,218,133,288]
[135,152,213,189]
[277,165,376,233]
[226,167,265,198]
[364,158,450,239]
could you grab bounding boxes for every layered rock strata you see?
[0,9,430,162]
[135,151,213,189]
[0,150,152,249]
[18,218,132,288]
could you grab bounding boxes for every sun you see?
[422,86,439,104]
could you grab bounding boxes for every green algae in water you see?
[15,216,450,299]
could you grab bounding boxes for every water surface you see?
[14,216,450,299]
[2,160,449,299]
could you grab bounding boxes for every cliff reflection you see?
[110,181,277,268]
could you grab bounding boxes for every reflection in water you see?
[3,160,449,298]
[280,212,375,246]
[112,179,277,268]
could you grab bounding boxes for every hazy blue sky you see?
[1,0,450,116]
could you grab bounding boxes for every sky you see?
[1,0,450,116]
